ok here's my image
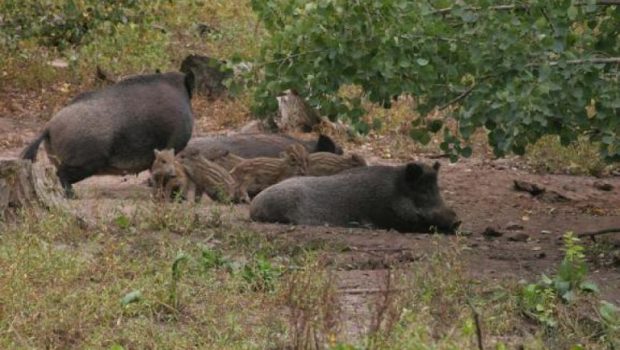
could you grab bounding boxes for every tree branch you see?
[554,57,620,65]
[525,57,620,68]
[431,1,619,15]
[431,5,527,15]
[578,227,620,241]
[440,84,476,110]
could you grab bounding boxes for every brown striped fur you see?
[150,149,200,202]
[179,149,240,203]
[208,149,245,171]
[230,143,309,202]
[308,152,367,176]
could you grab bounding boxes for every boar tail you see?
[20,128,49,162]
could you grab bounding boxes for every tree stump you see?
[275,89,322,133]
[0,159,69,221]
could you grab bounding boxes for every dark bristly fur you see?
[21,71,194,197]
[250,162,460,233]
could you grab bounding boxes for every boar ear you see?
[154,149,161,156]
[433,162,441,171]
[405,163,424,182]
[315,134,336,153]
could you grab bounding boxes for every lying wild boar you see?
[204,148,244,171]
[181,133,342,160]
[150,149,199,202]
[250,162,460,233]
[230,144,309,202]
[178,149,241,203]
[308,152,367,176]
[21,71,195,197]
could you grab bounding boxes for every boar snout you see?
[430,208,460,234]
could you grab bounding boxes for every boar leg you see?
[186,181,197,203]
[56,161,104,198]
[235,180,251,204]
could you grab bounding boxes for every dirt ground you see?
[1,112,619,339]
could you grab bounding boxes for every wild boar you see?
[204,148,244,171]
[150,149,199,202]
[230,143,309,202]
[21,71,195,197]
[250,162,460,233]
[178,149,241,203]
[308,152,367,176]
[181,133,342,160]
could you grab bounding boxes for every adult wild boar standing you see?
[21,72,195,197]
[250,162,461,233]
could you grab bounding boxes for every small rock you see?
[482,227,504,238]
[508,233,530,242]
[506,222,524,231]
[540,230,552,235]
[458,230,473,237]
[513,180,545,196]
[532,246,542,251]
[49,58,69,68]
[536,252,546,259]
[593,181,614,192]
[612,251,620,267]
[539,190,571,203]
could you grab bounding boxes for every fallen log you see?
[0,159,73,222]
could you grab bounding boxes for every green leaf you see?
[567,6,578,20]
[410,128,431,145]
[599,301,619,325]
[460,146,472,158]
[416,58,429,66]
[427,119,443,133]
[579,281,599,293]
[541,274,553,286]
[561,290,576,303]
[121,290,142,306]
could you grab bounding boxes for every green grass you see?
[1,206,617,349]
[525,135,617,177]
[0,0,260,90]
